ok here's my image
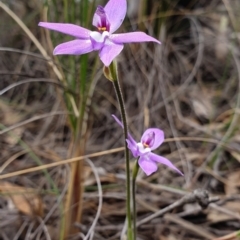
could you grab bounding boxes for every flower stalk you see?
[132,159,140,240]
[106,60,133,240]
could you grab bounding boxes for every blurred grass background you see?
[0,0,240,239]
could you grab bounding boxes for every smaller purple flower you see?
[38,0,160,66]
[112,115,183,176]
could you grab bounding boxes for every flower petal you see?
[99,42,123,66]
[126,139,139,158]
[112,114,138,157]
[110,32,161,44]
[104,0,127,33]
[138,154,158,176]
[141,128,164,150]
[111,115,135,143]
[112,114,124,128]
[53,39,93,55]
[38,22,91,39]
[149,153,183,175]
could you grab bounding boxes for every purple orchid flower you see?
[38,0,160,67]
[112,115,183,176]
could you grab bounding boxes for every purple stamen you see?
[142,132,155,148]
[95,6,110,32]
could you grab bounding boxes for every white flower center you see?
[137,142,151,155]
[90,31,109,43]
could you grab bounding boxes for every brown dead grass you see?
[1,0,240,239]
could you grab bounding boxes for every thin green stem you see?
[108,61,133,240]
[132,159,140,240]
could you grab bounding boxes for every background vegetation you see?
[0,0,240,239]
